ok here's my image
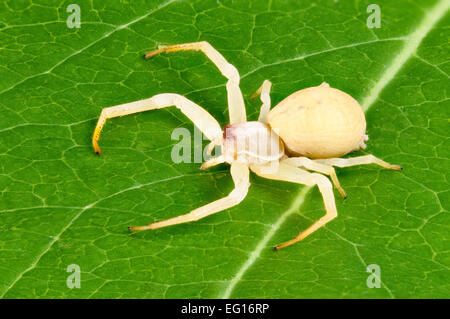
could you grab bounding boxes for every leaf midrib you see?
[0,34,406,298]
[219,0,450,299]
[1,0,448,299]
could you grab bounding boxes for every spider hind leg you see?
[251,162,338,250]
[314,155,402,171]
[282,157,347,198]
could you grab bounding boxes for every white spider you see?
[92,41,401,250]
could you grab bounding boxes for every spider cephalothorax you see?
[92,41,401,250]
[206,121,284,167]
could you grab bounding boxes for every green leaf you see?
[0,0,448,298]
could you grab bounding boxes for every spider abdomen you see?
[267,84,367,159]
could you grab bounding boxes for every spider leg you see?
[129,162,250,231]
[145,41,246,124]
[200,155,225,170]
[251,80,272,123]
[250,162,337,250]
[314,155,402,171]
[282,157,346,198]
[92,93,222,154]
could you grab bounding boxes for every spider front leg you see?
[145,41,247,124]
[251,80,272,123]
[282,157,347,198]
[129,162,250,231]
[314,155,402,171]
[251,162,337,250]
[92,93,222,154]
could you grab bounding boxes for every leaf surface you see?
[0,0,449,298]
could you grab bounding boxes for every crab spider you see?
[92,41,401,250]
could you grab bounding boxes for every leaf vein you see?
[220,0,449,298]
